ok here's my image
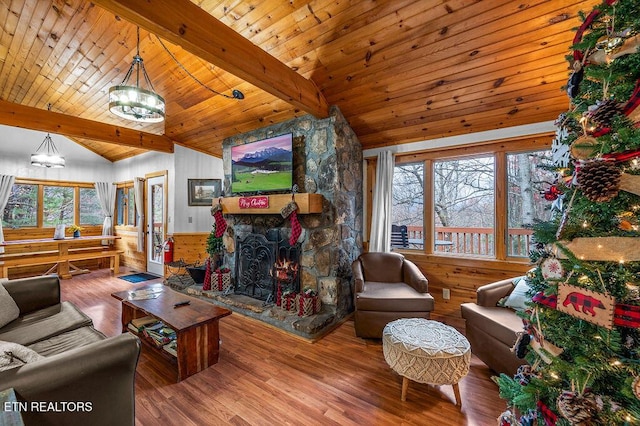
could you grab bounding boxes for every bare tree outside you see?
[506,150,555,256]
[433,157,494,228]
[392,162,424,228]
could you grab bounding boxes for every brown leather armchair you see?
[352,252,434,338]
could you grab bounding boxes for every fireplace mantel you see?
[218,193,324,215]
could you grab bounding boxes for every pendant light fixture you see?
[109,27,165,123]
[30,104,65,168]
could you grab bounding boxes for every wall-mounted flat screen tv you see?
[231,133,293,194]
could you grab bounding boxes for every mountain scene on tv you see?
[231,135,293,193]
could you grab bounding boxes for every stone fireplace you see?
[219,106,363,333]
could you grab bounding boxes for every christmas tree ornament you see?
[542,185,562,201]
[512,332,531,359]
[211,202,227,238]
[557,283,615,329]
[498,409,520,426]
[514,364,536,385]
[519,410,537,426]
[530,308,564,364]
[633,376,640,400]
[570,136,599,160]
[555,189,576,240]
[576,159,621,202]
[551,125,571,168]
[566,61,584,100]
[541,257,564,280]
[557,389,598,425]
[587,99,624,128]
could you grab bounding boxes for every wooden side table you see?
[382,318,471,406]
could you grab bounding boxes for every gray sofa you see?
[460,277,527,376]
[0,275,140,426]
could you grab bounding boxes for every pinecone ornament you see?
[576,159,621,202]
[587,99,624,128]
[557,390,598,425]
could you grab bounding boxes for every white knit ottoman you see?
[382,318,471,406]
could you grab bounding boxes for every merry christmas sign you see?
[557,283,615,329]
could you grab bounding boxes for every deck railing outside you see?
[404,226,533,257]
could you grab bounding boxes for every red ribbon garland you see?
[601,148,640,162]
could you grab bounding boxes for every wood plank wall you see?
[113,227,146,272]
[403,253,530,330]
[364,135,551,329]
[170,233,209,267]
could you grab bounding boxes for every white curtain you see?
[368,151,394,252]
[133,177,145,252]
[0,175,15,254]
[94,182,116,245]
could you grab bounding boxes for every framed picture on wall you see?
[188,179,221,206]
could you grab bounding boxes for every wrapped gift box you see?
[281,292,297,311]
[296,292,322,317]
[212,270,232,292]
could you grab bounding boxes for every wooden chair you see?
[391,224,409,249]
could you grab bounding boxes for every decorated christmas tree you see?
[497,1,640,425]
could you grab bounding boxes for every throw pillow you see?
[0,284,19,328]
[0,341,44,371]
[502,276,531,311]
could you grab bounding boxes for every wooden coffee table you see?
[112,284,231,382]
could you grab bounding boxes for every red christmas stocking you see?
[289,210,301,245]
[211,204,227,238]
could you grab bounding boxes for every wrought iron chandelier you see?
[109,27,165,123]
[30,104,65,168]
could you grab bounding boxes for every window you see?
[433,156,495,256]
[127,187,136,226]
[43,185,74,227]
[2,179,102,229]
[382,139,554,261]
[116,184,136,227]
[2,184,37,228]
[507,150,555,257]
[79,187,103,225]
[116,188,125,226]
[392,162,424,249]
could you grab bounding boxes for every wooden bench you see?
[0,248,123,279]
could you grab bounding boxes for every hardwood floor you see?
[61,268,505,426]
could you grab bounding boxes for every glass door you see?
[146,176,165,276]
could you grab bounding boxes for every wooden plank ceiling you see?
[0,0,599,161]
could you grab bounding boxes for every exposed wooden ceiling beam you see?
[92,0,330,119]
[0,100,174,153]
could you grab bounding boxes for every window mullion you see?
[495,152,507,260]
